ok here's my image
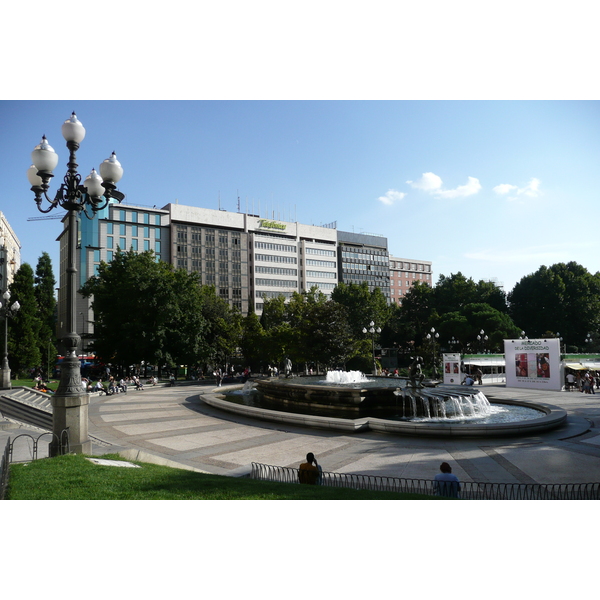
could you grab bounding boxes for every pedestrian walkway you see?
[76,383,600,485]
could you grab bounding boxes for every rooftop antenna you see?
[218,191,221,211]
[237,190,241,213]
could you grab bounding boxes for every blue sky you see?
[1,4,598,296]
[2,100,598,293]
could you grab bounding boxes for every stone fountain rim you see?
[200,385,568,438]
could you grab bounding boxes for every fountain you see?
[204,369,568,437]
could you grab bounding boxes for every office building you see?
[389,255,433,305]
[337,231,390,302]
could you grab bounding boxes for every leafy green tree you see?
[197,285,242,368]
[81,249,216,372]
[508,262,600,346]
[240,309,265,370]
[7,263,41,377]
[303,300,353,369]
[34,252,57,371]
[331,282,390,338]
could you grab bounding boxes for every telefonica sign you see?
[258,219,286,231]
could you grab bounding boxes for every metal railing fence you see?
[0,429,70,500]
[0,438,9,500]
[250,462,600,500]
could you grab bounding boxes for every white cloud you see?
[434,176,482,199]
[407,172,481,199]
[494,178,541,201]
[519,177,541,197]
[406,172,442,192]
[377,189,406,205]
[493,183,518,195]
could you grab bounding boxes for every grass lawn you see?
[6,454,436,500]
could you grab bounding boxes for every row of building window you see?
[107,237,161,253]
[254,254,297,264]
[341,250,388,264]
[107,224,161,239]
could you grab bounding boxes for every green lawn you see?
[6,454,436,500]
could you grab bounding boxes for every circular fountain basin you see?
[202,376,567,438]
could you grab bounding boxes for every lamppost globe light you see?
[99,152,123,184]
[369,321,374,327]
[27,164,44,187]
[61,112,86,144]
[362,328,367,334]
[84,168,105,198]
[12,301,20,312]
[2,290,9,300]
[31,136,59,173]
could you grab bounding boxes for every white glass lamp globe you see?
[12,301,20,312]
[84,169,105,197]
[31,136,59,173]
[99,152,123,184]
[27,164,43,186]
[61,112,86,143]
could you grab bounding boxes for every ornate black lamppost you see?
[426,326,439,379]
[28,112,124,455]
[362,320,381,375]
[0,290,20,389]
[477,329,489,353]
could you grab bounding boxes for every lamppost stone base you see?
[1,368,11,390]
[50,393,92,456]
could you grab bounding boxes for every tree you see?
[240,309,265,371]
[197,285,242,369]
[34,252,57,372]
[81,249,214,372]
[7,263,41,377]
[508,262,600,346]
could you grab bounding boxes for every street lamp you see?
[426,327,439,379]
[0,290,20,389]
[28,112,124,455]
[477,329,489,353]
[362,320,381,375]
[586,332,593,346]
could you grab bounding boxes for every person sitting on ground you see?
[463,374,474,385]
[433,462,461,498]
[298,452,321,485]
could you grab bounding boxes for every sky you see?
[1,100,599,293]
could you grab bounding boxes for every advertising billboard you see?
[504,338,561,391]
[443,353,462,385]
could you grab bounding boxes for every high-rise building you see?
[388,255,433,305]
[337,231,390,302]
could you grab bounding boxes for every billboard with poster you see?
[504,338,561,390]
[443,353,462,385]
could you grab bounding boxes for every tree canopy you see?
[508,262,600,348]
[80,249,240,371]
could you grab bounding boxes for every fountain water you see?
[325,370,370,384]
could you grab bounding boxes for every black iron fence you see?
[0,438,9,500]
[0,430,70,500]
[250,462,600,500]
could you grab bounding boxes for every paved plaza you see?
[3,381,600,486]
[86,383,600,484]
